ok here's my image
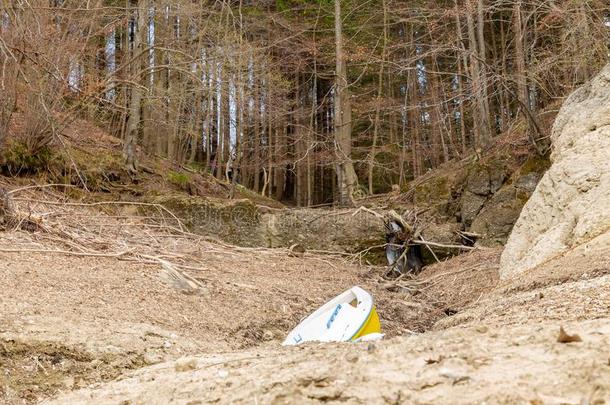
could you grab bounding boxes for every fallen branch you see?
[12,198,185,231]
[457,230,481,238]
[351,206,385,220]
[387,209,413,234]
[6,183,77,195]
[0,248,133,258]
[152,257,208,296]
[411,239,476,250]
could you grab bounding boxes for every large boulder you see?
[500,64,610,279]
[409,154,547,247]
[470,156,549,247]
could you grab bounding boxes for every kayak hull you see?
[283,286,381,346]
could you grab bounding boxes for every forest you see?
[0,0,609,206]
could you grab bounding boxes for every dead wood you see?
[0,184,353,302]
[412,239,476,251]
[0,187,43,231]
[156,258,208,296]
[0,187,14,227]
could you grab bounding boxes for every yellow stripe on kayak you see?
[351,306,381,341]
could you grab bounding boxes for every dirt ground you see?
[0,238,492,403]
[43,317,610,405]
[1,195,609,404]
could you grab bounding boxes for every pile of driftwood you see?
[0,186,44,232]
[0,183,345,297]
[351,206,476,278]
[0,183,478,299]
[0,184,258,296]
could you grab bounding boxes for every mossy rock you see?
[420,221,463,263]
[61,147,127,191]
[464,160,511,196]
[413,175,451,211]
[0,141,62,176]
[152,195,264,246]
[518,154,551,177]
[469,155,550,246]
[167,171,191,190]
[470,186,525,247]
[460,191,488,226]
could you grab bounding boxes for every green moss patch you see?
[1,140,61,176]
[167,171,191,190]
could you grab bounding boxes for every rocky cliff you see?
[500,64,610,278]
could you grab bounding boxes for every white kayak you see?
[283,286,381,346]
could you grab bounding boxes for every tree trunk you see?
[513,0,528,108]
[476,0,491,134]
[123,1,146,174]
[334,0,358,205]
[454,2,472,152]
[367,0,387,195]
[307,63,317,206]
[274,126,285,201]
[250,73,259,191]
[466,2,491,148]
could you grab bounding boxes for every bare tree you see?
[334,0,358,205]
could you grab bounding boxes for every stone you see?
[439,367,469,381]
[414,175,452,214]
[175,358,198,372]
[63,376,75,390]
[345,352,359,363]
[465,166,491,196]
[143,352,163,366]
[500,64,610,278]
[288,243,306,258]
[469,187,523,246]
[469,156,549,246]
[420,221,463,261]
[152,196,263,247]
[490,170,507,194]
[262,330,275,341]
[460,191,487,226]
[89,359,103,369]
[515,172,541,194]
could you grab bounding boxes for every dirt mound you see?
[42,239,610,404]
[0,339,144,404]
[435,229,610,332]
[45,319,610,404]
[374,248,501,333]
